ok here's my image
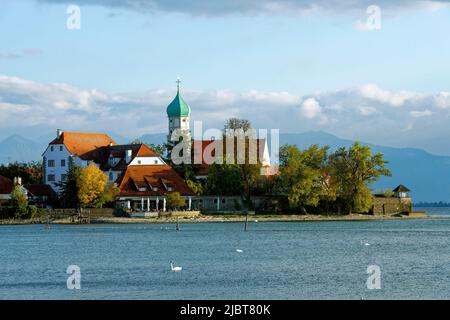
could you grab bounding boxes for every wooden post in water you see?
[244,211,249,232]
[176,217,180,231]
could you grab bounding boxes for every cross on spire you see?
[176,77,181,92]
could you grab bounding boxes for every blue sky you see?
[1,0,450,154]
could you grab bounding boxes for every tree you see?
[56,159,81,208]
[166,192,186,210]
[93,183,120,208]
[327,142,391,214]
[276,144,332,212]
[10,185,28,218]
[222,118,261,205]
[77,164,108,208]
[186,179,203,196]
[0,162,43,184]
[205,163,242,196]
[224,118,252,132]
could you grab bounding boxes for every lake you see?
[1,208,450,300]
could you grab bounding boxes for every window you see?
[50,146,54,152]
[48,160,55,167]
[61,159,66,167]
[59,146,63,151]
[152,187,159,192]
[47,174,55,182]
[61,174,67,181]
[138,187,146,192]
[222,198,226,204]
[109,172,113,180]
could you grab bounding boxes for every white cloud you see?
[410,109,433,117]
[359,84,420,107]
[301,98,322,119]
[2,75,450,155]
[38,0,450,16]
[434,92,450,108]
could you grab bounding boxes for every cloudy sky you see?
[1,0,450,154]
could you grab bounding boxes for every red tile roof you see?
[50,132,116,159]
[0,175,13,194]
[24,184,55,197]
[117,165,194,197]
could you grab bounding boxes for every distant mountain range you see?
[1,130,448,202]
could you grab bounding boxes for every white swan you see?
[236,249,243,253]
[170,262,182,272]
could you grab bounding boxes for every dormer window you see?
[138,187,146,192]
[60,146,63,151]
[50,146,54,152]
[152,187,158,192]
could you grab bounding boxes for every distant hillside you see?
[0,135,44,164]
[1,130,448,202]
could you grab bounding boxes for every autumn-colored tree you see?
[166,192,186,210]
[0,162,43,184]
[77,164,108,208]
[94,183,120,208]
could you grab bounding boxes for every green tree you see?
[328,142,391,214]
[56,159,81,208]
[205,163,242,196]
[276,144,331,213]
[186,179,203,196]
[222,118,261,205]
[166,192,186,210]
[10,185,28,218]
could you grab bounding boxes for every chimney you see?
[125,149,132,163]
[14,177,22,185]
[57,129,63,138]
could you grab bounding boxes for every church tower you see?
[166,78,191,159]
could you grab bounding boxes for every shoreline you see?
[0,212,444,225]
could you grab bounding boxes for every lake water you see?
[1,208,450,300]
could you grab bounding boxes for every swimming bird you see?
[170,262,182,272]
[236,249,243,253]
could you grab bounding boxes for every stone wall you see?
[372,196,412,215]
[192,196,269,212]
